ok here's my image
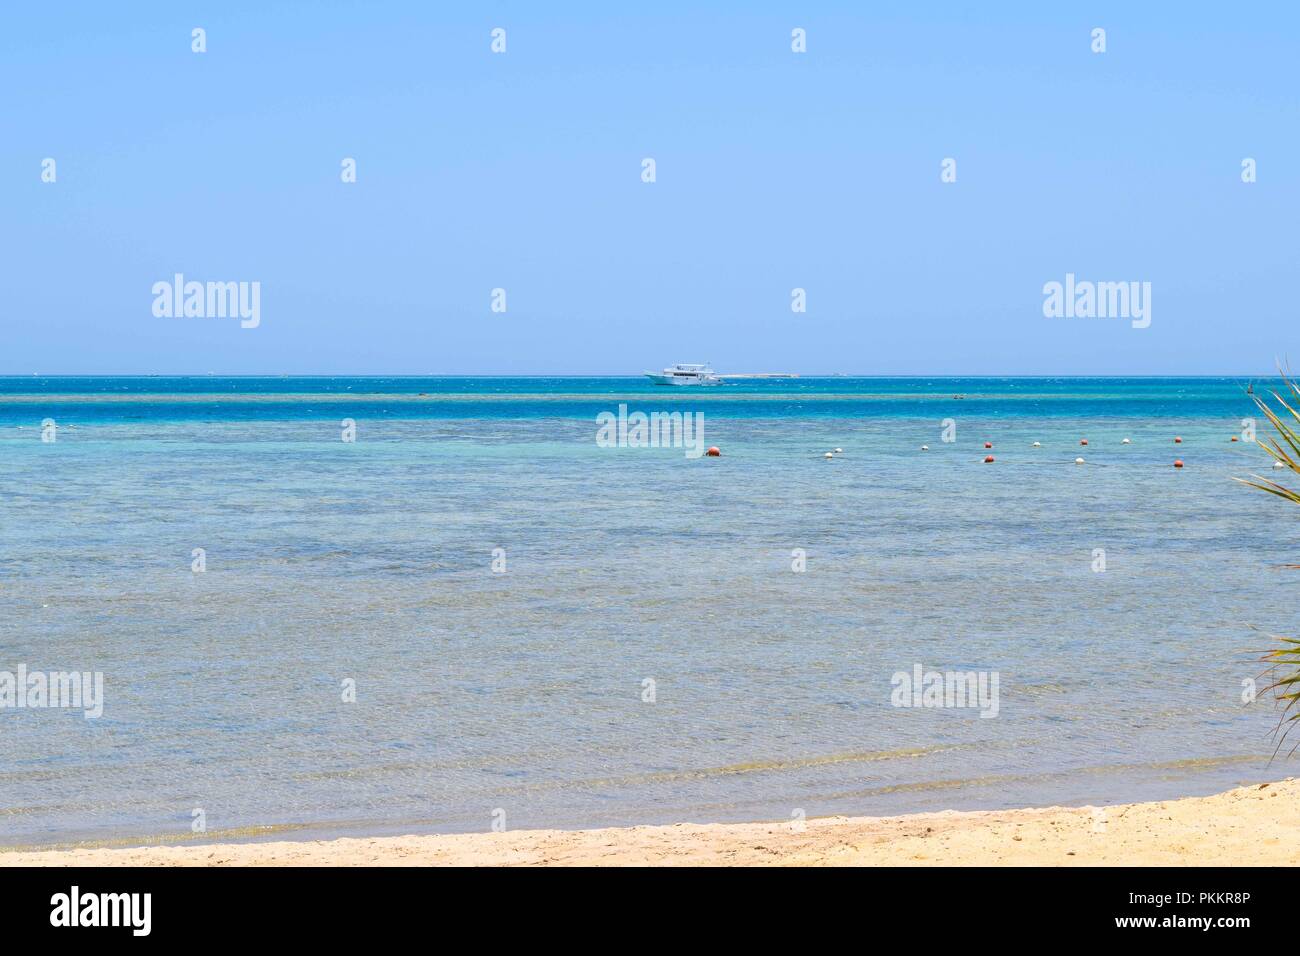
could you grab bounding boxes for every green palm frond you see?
[1240,370,1300,757]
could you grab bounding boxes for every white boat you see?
[644,363,722,385]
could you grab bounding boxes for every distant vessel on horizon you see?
[645,363,722,385]
[644,363,800,384]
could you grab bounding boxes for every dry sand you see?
[5,778,1297,866]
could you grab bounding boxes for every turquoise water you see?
[0,376,1293,847]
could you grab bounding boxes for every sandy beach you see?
[5,778,1296,867]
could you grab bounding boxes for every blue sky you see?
[3,2,1298,375]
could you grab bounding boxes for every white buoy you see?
[1075,457,1085,464]
[1122,438,1131,444]
[1275,461,1286,469]
[1031,441,1041,447]
[921,445,929,451]
[824,452,834,459]
[834,447,842,454]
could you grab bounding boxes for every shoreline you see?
[6,778,1297,867]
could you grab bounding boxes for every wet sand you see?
[4,778,1296,867]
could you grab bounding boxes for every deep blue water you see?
[0,375,1268,423]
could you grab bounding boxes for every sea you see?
[0,375,1293,848]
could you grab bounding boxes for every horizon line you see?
[0,372,1276,380]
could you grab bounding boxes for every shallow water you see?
[0,377,1293,846]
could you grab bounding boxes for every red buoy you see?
[1231,436,1239,442]
[1174,436,1182,443]
[1080,439,1088,446]
[984,455,995,463]
[706,446,721,457]
[984,442,992,449]
[1174,459,1184,468]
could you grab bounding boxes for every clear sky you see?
[4,2,1298,375]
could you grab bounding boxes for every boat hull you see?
[645,373,718,385]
